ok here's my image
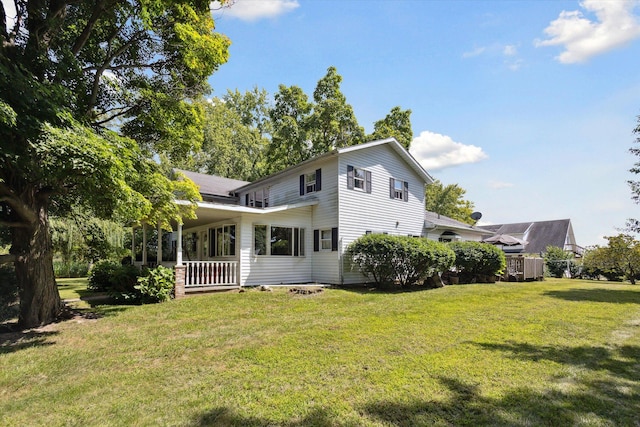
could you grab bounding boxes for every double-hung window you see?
[347,165,372,193]
[390,178,409,202]
[314,228,338,252]
[300,168,322,195]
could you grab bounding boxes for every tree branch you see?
[0,183,37,224]
[71,0,114,55]
[0,254,16,264]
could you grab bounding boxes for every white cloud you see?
[409,130,488,171]
[212,0,299,22]
[462,46,486,58]
[535,0,640,63]
[488,180,514,189]
[503,44,518,56]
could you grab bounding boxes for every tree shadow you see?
[363,373,639,426]
[0,329,58,354]
[543,288,640,304]
[189,406,337,427]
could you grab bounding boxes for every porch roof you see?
[175,199,319,228]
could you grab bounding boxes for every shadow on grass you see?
[336,284,437,295]
[363,373,639,426]
[543,288,640,304]
[0,329,58,354]
[190,407,336,427]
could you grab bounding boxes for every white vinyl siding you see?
[237,207,313,286]
[338,144,427,284]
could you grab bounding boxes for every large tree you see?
[628,114,640,232]
[425,180,475,225]
[0,0,229,328]
[308,66,364,155]
[368,106,413,150]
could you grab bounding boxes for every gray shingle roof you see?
[175,169,249,198]
[483,219,572,254]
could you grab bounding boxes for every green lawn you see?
[1,279,639,426]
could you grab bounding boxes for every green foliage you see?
[426,180,475,224]
[53,261,90,279]
[88,260,141,298]
[448,241,507,283]
[582,235,640,284]
[544,246,573,278]
[0,0,226,327]
[0,264,19,322]
[347,234,454,288]
[368,106,413,149]
[135,266,175,303]
[627,114,640,232]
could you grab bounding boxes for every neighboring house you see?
[135,138,435,293]
[481,219,584,257]
[423,211,492,242]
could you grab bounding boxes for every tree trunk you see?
[11,200,62,329]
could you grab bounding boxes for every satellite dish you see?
[471,212,482,221]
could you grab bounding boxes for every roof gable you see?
[483,219,572,254]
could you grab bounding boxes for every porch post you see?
[176,222,183,265]
[142,222,148,266]
[131,226,135,264]
[157,222,162,266]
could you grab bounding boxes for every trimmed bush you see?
[544,245,572,278]
[448,241,506,283]
[135,266,175,303]
[347,234,455,288]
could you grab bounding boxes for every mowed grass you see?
[1,279,639,426]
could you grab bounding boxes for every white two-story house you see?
[144,138,434,294]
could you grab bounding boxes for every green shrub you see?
[0,264,19,322]
[88,260,142,301]
[54,260,90,278]
[448,241,506,283]
[135,266,175,303]
[88,260,120,291]
[347,234,455,288]
[544,246,572,278]
[347,234,397,287]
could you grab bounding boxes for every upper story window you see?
[347,165,372,193]
[300,168,322,196]
[246,187,269,208]
[390,178,408,202]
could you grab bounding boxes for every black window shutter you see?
[294,228,299,257]
[245,194,249,206]
[331,227,338,251]
[315,168,322,192]
[299,174,305,196]
[347,165,354,189]
[365,170,372,193]
[313,229,319,252]
[389,178,395,199]
[403,181,409,202]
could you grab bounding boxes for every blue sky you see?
[208,0,640,247]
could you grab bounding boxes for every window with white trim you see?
[320,229,332,250]
[300,168,322,195]
[246,187,270,208]
[347,165,372,193]
[253,225,305,256]
[390,178,408,201]
[209,225,236,257]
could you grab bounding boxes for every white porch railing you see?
[183,261,238,287]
